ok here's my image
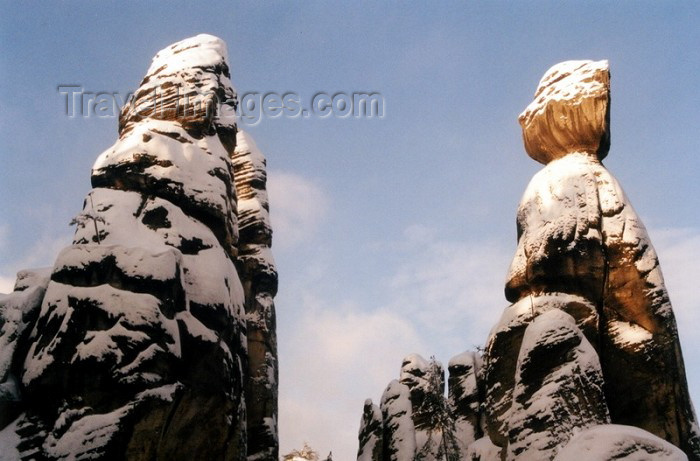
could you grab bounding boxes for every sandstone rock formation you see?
[357,354,481,461]
[553,424,688,461]
[485,59,700,460]
[447,351,483,459]
[506,310,609,460]
[233,130,279,461]
[0,34,278,461]
[357,60,700,461]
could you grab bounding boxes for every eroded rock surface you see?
[358,59,700,461]
[482,59,700,459]
[357,399,383,461]
[448,351,483,458]
[233,129,279,461]
[357,354,476,461]
[380,379,416,461]
[0,34,278,461]
[506,310,609,460]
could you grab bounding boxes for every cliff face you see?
[357,60,700,461]
[0,34,278,461]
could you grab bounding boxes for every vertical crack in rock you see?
[0,34,278,461]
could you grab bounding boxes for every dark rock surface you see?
[357,354,470,461]
[506,309,609,460]
[447,351,483,458]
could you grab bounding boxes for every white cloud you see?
[277,225,512,460]
[648,227,700,407]
[386,225,512,353]
[0,275,15,294]
[0,232,69,295]
[279,295,428,460]
[651,227,700,323]
[267,171,329,250]
[11,234,68,271]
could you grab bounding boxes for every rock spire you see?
[0,34,278,461]
[357,60,700,461]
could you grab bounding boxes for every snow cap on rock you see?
[519,60,610,164]
[146,34,230,76]
[119,34,237,152]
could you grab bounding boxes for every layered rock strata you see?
[233,130,279,461]
[0,34,278,461]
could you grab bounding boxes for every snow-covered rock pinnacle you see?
[519,60,610,165]
[0,34,278,461]
[483,59,700,460]
[506,310,609,460]
[357,354,473,460]
[357,59,700,461]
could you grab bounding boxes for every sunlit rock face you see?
[518,60,610,165]
[483,59,700,460]
[0,34,278,461]
[357,59,700,461]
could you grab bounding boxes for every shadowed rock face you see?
[0,34,278,461]
[232,130,279,461]
[356,354,477,461]
[448,351,484,459]
[506,310,609,460]
[483,293,599,449]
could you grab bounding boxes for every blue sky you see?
[2,2,700,459]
